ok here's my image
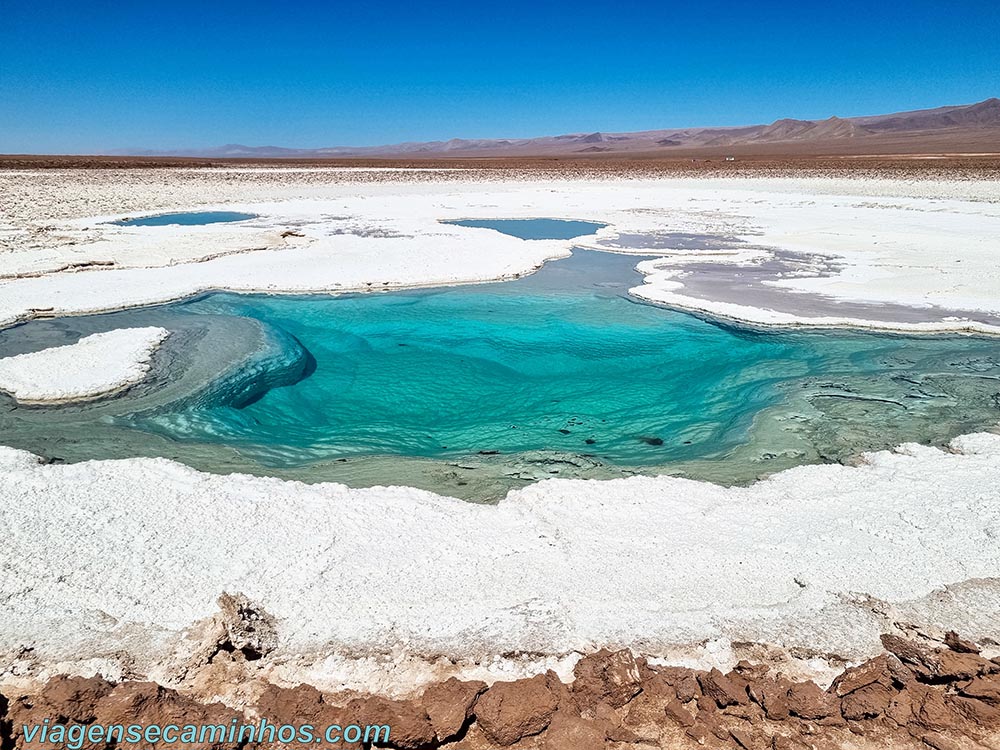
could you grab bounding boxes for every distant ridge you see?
[114,98,1000,159]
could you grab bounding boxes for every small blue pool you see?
[112,211,257,227]
[444,218,606,240]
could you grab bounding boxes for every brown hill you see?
[114,98,1000,159]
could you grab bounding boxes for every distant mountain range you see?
[115,98,1000,158]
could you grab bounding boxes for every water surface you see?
[112,211,257,227]
[444,218,606,240]
[1,235,998,500]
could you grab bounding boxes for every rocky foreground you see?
[5,633,1000,750]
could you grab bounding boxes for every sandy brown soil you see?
[2,153,1000,180]
[5,633,1000,750]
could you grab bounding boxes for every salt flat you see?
[1,435,999,695]
[0,327,169,404]
[1,166,999,695]
[2,170,1000,332]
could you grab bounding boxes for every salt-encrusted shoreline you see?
[1,433,999,695]
[0,327,169,404]
[630,270,1000,335]
[7,636,1000,750]
[2,168,1000,701]
[1,174,999,334]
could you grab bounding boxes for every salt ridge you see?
[1,433,998,693]
[0,327,169,404]
[2,178,1000,333]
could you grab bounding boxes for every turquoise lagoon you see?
[1,219,998,499]
[443,218,607,240]
[112,211,257,227]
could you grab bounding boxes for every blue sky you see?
[1,0,998,153]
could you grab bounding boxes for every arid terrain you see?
[5,623,1000,750]
[70,97,1000,160]
[1,157,999,749]
[3,153,1000,176]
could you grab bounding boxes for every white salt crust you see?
[1,171,1000,694]
[0,434,999,694]
[0,327,169,404]
[1,175,999,333]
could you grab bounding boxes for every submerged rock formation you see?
[5,633,1000,749]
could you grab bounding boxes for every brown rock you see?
[772,736,811,750]
[944,631,980,654]
[881,634,932,665]
[571,648,644,710]
[698,668,747,708]
[251,687,364,749]
[93,682,243,750]
[663,698,697,727]
[753,678,792,721]
[831,654,896,696]
[723,669,752,704]
[707,717,731,741]
[694,692,714,714]
[46,675,116,722]
[729,727,759,749]
[16,645,1000,750]
[732,660,769,682]
[256,683,330,723]
[11,674,112,727]
[8,676,114,750]
[685,724,711,744]
[615,716,661,745]
[344,695,433,750]
[886,690,915,726]
[881,633,997,682]
[540,711,606,749]
[960,674,1000,705]
[660,667,701,702]
[840,683,894,720]
[911,686,955,732]
[620,690,669,742]
[786,681,837,720]
[881,634,946,680]
[675,674,700,703]
[474,672,559,746]
[935,650,998,680]
[949,694,1000,727]
[725,702,764,721]
[606,724,643,743]
[419,677,486,742]
[919,733,967,750]
[588,700,621,727]
[638,672,676,701]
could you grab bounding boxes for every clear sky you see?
[1,0,998,153]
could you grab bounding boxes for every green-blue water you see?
[136,276,771,464]
[120,250,1000,469]
[1,220,998,498]
[112,211,257,226]
[443,218,606,239]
